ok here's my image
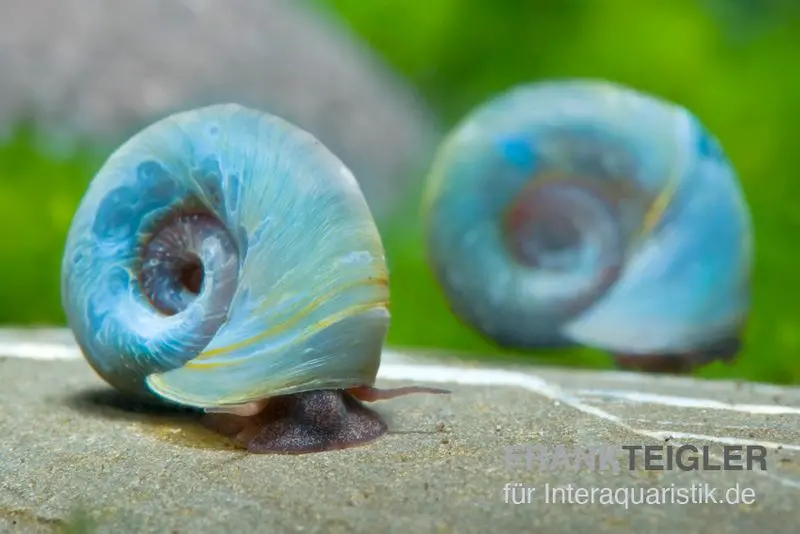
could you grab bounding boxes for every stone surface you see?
[0,0,440,219]
[1,328,799,533]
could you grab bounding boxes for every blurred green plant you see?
[0,124,94,324]
[1,0,799,384]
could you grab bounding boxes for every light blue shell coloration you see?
[423,79,752,357]
[61,104,390,408]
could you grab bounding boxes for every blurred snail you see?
[422,79,753,373]
[61,103,447,454]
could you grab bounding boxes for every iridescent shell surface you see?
[423,79,753,358]
[61,104,390,408]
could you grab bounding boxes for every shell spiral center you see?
[502,176,626,313]
[140,211,239,318]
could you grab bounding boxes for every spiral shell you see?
[422,79,753,362]
[61,103,390,409]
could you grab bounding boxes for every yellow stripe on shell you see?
[189,276,389,364]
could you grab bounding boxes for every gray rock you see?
[1,329,799,532]
[0,0,440,219]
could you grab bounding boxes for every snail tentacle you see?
[346,385,451,402]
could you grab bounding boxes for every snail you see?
[61,103,447,454]
[422,79,753,373]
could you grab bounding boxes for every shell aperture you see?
[422,79,753,365]
[61,103,390,409]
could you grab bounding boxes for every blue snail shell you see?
[61,103,390,408]
[422,79,753,357]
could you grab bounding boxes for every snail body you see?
[422,79,753,372]
[62,103,445,453]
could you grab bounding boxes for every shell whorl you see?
[61,104,390,408]
[423,79,753,356]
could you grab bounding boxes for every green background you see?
[2,0,799,384]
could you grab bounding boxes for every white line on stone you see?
[575,389,800,416]
[3,341,798,419]
[0,342,82,360]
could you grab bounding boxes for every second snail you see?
[61,103,447,455]
[423,79,753,373]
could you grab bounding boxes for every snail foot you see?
[200,390,387,454]
[612,338,742,374]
